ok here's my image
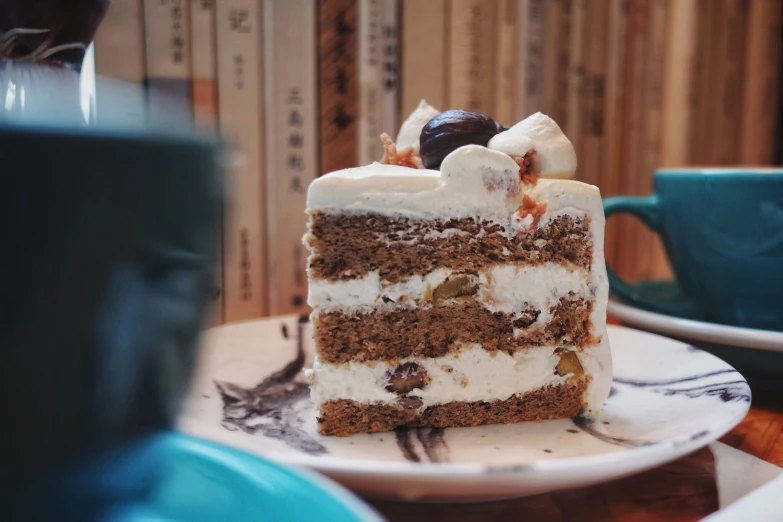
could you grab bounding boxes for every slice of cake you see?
[304,101,612,436]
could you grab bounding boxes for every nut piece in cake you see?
[385,362,430,394]
[432,274,479,305]
[555,350,585,381]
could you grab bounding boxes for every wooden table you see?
[368,334,783,521]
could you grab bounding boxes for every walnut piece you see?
[432,274,478,305]
[510,149,538,185]
[516,194,548,228]
[555,350,584,381]
[385,362,430,394]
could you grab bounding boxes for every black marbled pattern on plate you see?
[613,369,751,403]
[394,427,450,463]
[215,315,327,455]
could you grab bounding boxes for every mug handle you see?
[603,195,700,318]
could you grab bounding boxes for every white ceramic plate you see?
[608,297,783,352]
[179,316,751,501]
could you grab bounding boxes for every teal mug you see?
[603,168,783,332]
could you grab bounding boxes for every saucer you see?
[178,316,750,501]
[608,294,783,353]
[108,433,383,521]
[608,285,783,385]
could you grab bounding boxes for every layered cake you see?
[304,101,612,436]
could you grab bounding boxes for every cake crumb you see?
[510,149,538,185]
[517,195,548,228]
[380,133,422,169]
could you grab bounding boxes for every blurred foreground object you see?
[0,121,222,521]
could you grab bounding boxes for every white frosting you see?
[309,263,594,327]
[308,146,526,231]
[307,148,596,226]
[487,112,577,179]
[307,344,574,409]
[395,99,440,153]
[580,334,613,412]
[308,268,452,312]
[477,264,592,325]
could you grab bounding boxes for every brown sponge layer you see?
[313,298,594,364]
[305,212,592,282]
[317,381,589,436]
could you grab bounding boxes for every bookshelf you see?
[90,0,783,324]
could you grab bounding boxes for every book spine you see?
[542,0,571,126]
[448,0,498,115]
[524,0,544,116]
[637,0,669,281]
[660,0,697,167]
[401,0,447,114]
[189,0,223,325]
[494,0,517,125]
[690,0,720,164]
[263,0,317,316]
[190,0,219,130]
[92,0,147,125]
[215,0,267,321]
[514,0,545,119]
[615,0,648,281]
[577,0,609,187]
[739,0,783,164]
[143,0,193,126]
[565,0,585,151]
[600,0,629,271]
[379,0,401,134]
[358,0,383,164]
[711,0,749,165]
[319,0,360,175]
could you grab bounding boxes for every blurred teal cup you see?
[603,168,783,331]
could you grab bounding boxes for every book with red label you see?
[189,0,223,325]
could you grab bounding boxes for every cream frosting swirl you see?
[392,100,577,180]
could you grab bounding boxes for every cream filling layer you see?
[308,263,595,326]
[306,342,610,413]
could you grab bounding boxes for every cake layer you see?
[317,382,588,436]
[308,344,581,406]
[313,299,593,363]
[308,263,594,315]
[306,211,592,282]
